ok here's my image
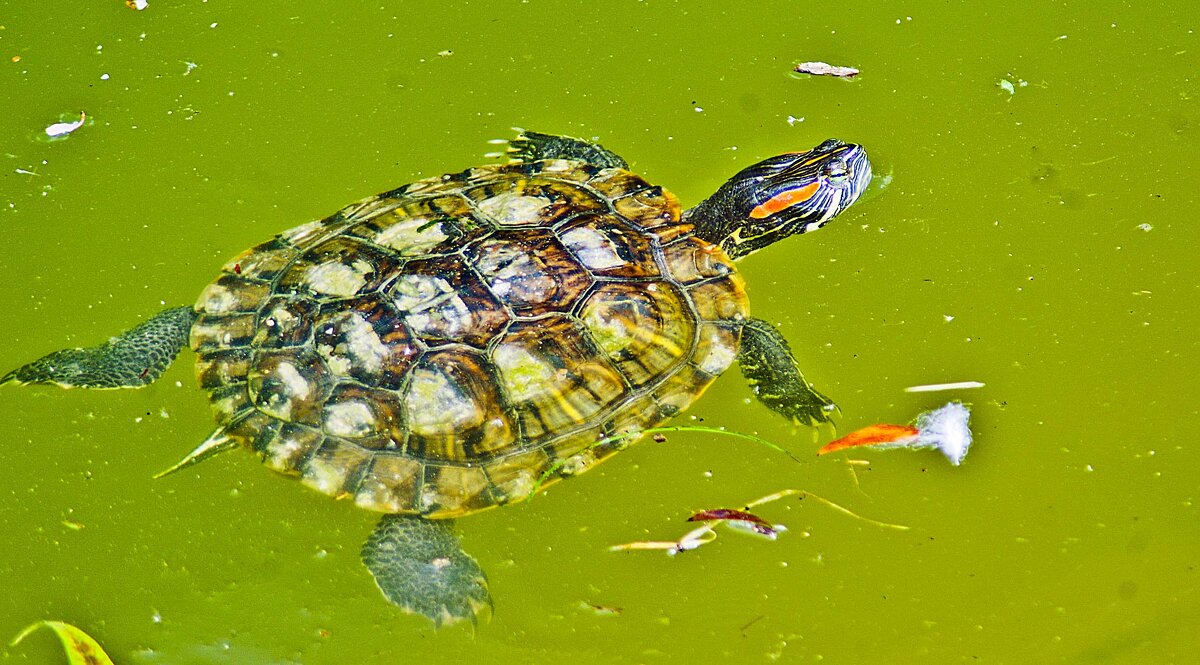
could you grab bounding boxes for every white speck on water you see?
[1137,223,1153,231]
[100,73,110,80]
[943,314,955,322]
[787,115,805,125]
[45,113,86,137]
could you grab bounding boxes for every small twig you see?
[744,488,909,531]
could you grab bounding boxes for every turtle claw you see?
[786,388,838,428]
[362,515,491,627]
[497,130,628,169]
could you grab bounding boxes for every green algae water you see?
[2,1,1196,662]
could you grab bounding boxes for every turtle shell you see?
[189,159,748,518]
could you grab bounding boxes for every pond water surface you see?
[1,2,1196,663]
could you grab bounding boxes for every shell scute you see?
[661,235,735,284]
[464,177,604,227]
[492,316,627,442]
[314,297,418,389]
[611,186,680,232]
[322,383,406,448]
[195,347,252,390]
[221,238,298,282]
[276,237,403,300]
[196,274,272,316]
[420,464,495,517]
[261,421,325,474]
[465,230,592,315]
[248,348,334,426]
[301,437,374,498]
[388,256,510,348]
[578,281,695,388]
[480,447,552,506]
[191,311,256,352]
[353,454,422,512]
[401,349,516,461]
[558,214,660,279]
[347,195,476,256]
[683,273,749,323]
[253,296,319,349]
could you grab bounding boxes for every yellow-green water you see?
[1,1,1196,663]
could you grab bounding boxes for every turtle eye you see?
[822,159,849,184]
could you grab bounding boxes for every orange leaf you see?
[817,424,919,455]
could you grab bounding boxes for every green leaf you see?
[10,620,116,665]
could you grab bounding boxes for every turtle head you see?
[688,139,872,260]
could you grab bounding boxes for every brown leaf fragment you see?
[580,601,623,616]
[688,508,778,538]
[688,508,770,525]
[793,61,860,78]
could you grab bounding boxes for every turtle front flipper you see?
[2,306,196,389]
[497,130,629,169]
[738,317,836,426]
[362,514,491,627]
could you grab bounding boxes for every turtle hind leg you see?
[2,306,196,389]
[497,129,629,170]
[738,318,837,427]
[362,514,491,627]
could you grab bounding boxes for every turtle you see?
[3,131,872,625]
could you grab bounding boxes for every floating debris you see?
[793,61,860,78]
[818,401,974,465]
[10,621,116,665]
[125,0,148,10]
[609,488,906,554]
[44,112,86,138]
[997,75,1029,96]
[579,601,623,616]
[915,401,973,465]
[819,424,919,454]
[688,508,779,539]
[904,381,985,393]
[609,523,717,555]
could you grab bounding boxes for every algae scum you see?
[2,2,1196,663]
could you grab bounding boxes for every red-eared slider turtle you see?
[4,131,872,625]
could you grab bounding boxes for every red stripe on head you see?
[749,181,821,219]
